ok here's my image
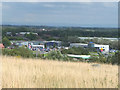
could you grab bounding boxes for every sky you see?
[2,2,118,27]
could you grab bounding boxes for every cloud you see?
[0,3,2,24]
[0,3,2,10]
[0,3,2,7]
[42,3,69,8]
[102,2,118,8]
[42,4,55,8]
[2,0,119,2]
[2,2,118,27]
[2,3,11,9]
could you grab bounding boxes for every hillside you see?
[1,56,118,88]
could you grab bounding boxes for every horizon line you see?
[1,24,118,28]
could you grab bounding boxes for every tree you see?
[44,43,47,48]
[44,51,70,61]
[2,37,11,47]
[67,36,80,43]
[25,32,37,40]
[61,47,89,55]
[108,51,120,65]
[53,43,57,48]
[2,46,34,58]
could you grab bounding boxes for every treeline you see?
[2,47,34,58]
[2,47,72,61]
[2,26,118,38]
[61,47,90,55]
[38,29,118,38]
[90,52,120,65]
[2,27,31,37]
[2,27,38,40]
[2,46,120,65]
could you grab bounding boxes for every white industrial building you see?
[94,44,109,53]
[31,45,44,49]
[70,42,109,53]
[19,32,38,35]
[79,37,118,41]
[70,43,88,48]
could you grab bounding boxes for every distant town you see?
[1,25,119,64]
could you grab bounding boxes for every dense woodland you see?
[2,25,118,38]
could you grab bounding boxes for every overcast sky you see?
[2,2,118,27]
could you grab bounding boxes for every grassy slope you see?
[1,56,118,88]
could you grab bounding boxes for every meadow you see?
[1,56,118,88]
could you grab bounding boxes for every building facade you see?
[70,42,109,53]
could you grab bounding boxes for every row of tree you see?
[61,47,90,55]
[2,46,119,65]
[90,52,120,65]
[2,26,118,40]
[2,47,34,58]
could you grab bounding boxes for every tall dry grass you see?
[1,56,118,88]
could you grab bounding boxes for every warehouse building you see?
[70,42,109,53]
[70,43,88,48]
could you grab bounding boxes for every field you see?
[1,56,118,88]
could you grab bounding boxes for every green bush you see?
[89,52,120,65]
[25,32,38,40]
[44,51,71,61]
[2,47,34,58]
[61,47,89,55]
[2,37,11,48]
[108,51,120,65]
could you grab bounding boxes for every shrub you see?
[2,37,11,47]
[2,47,34,58]
[61,47,89,55]
[89,53,107,64]
[108,51,120,65]
[44,51,71,61]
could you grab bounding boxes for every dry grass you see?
[1,56,118,88]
